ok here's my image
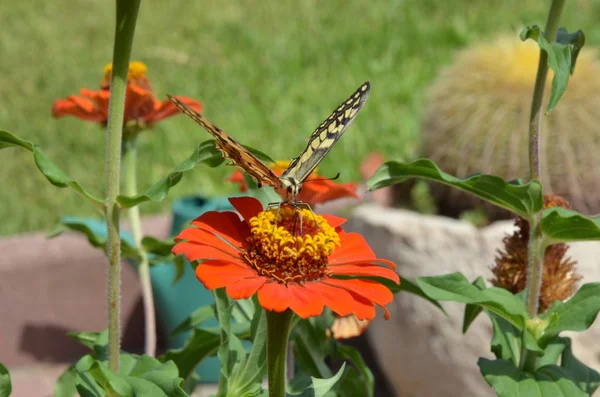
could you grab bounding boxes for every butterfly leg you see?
[294,201,323,232]
[266,202,283,234]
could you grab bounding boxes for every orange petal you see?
[257,282,293,313]
[229,197,263,225]
[227,170,248,193]
[51,94,106,122]
[320,214,347,228]
[189,211,248,248]
[347,291,377,320]
[226,277,267,299]
[175,227,242,255]
[329,264,400,283]
[331,258,397,270]
[286,283,324,318]
[172,241,244,264]
[303,180,359,204]
[324,278,393,306]
[303,282,354,317]
[123,83,156,122]
[196,260,257,290]
[329,233,376,263]
[88,89,110,116]
[147,95,203,123]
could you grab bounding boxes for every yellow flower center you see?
[103,61,148,82]
[244,206,340,284]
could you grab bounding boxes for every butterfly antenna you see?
[302,172,341,184]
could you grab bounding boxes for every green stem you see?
[123,139,156,357]
[266,310,294,397]
[525,219,545,318]
[527,0,566,181]
[105,0,141,372]
[521,0,566,370]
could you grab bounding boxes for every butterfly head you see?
[278,176,302,205]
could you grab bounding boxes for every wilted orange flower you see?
[327,314,370,339]
[228,161,359,206]
[491,194,581,313]
[173,196,399,319]
[52,61,202,135]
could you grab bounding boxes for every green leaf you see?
[479,358,588,397]
[560,338,600,395]
[293,318,334,379]
[171,305,216,337]
[462,277,486,333]
[541,207,600,243]
[74,354,189,397]
[288,363,346,397]
[117,141,219,208]
[54,365,77,397]
[213,288,248,393]
[0,362,11,397]
[67,330,109,360]
[540,283,600,346]
[538,337,568,368]
[490,315,522,366]
[556,28,585,74]
[50,217,140,261]
[228,300,267,397]
[0,129,33,150]
[171,255,186,285]
[311,363,347,397]
[393,276,447,315]
[417,272,530,329]
[521,26,584,112]
[159,328,220,381]
[340,273,444,314]
[0,130,104,205]
[367,159,543,217]
[332,344,374,397]
[142,236,175,257]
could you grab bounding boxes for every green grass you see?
[1,0,598,235]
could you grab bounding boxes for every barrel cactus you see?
[421,35,600,219]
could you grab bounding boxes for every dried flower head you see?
[491,194,581,313]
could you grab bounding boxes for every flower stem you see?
[105,0,141,372]
[521,0,566,370]
[527,0,566,181]
[266,310,294,397]
[123,138,156,357]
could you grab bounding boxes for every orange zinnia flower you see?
[52,61,202,135]
[172,196,399,319]
[227,161,359,206]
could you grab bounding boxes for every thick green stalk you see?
[105,0,141,372]
[123,139,156,357]
[528,0,566,181]
[524,0,566,318]
[266,310,294,397]
[521,0,566,370]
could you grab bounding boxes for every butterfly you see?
[167,81,370,205]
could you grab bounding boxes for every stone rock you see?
[344,204,600,397]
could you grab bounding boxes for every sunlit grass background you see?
[1,0,598,235]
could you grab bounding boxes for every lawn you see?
[0,0,597,235]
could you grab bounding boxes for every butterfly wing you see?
[168,95,282,190]
[281,82,370,184]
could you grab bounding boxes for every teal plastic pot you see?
[150,195,234,383]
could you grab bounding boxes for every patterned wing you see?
[168,95,282,190]
[281,82,370,184]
